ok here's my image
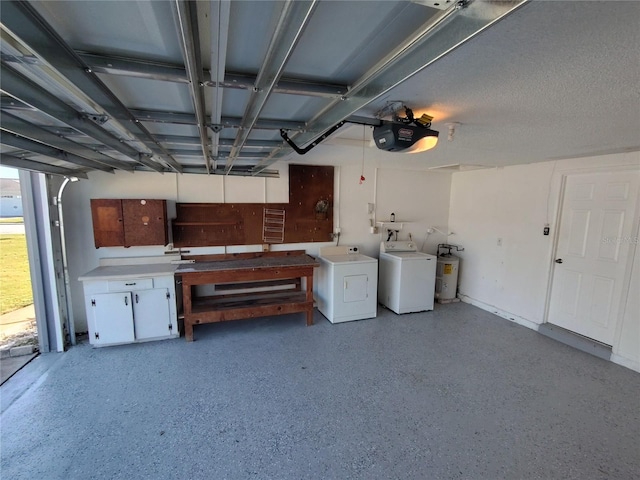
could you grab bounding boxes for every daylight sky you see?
[0,166,19,179]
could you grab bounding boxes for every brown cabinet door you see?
[122,199,168,247]
[90,199,124,248]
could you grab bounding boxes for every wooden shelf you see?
[173,221,240,226]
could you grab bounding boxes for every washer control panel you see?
[380,241,417,253]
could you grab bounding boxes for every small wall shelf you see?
[376,221,406,230]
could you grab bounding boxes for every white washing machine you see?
[316,246,378,323]
[378,241,437,314]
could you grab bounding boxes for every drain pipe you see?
[56,176,79,346]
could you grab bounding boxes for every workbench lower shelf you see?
[176,252,319,341]
[190,291,310,323]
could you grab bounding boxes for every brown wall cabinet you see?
[91,199,168,248]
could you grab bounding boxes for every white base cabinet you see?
[81,271,178,347]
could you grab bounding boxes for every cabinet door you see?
[87,292,135,345]
[122,199,168,247]
[132,288,173,340]
[90,199,124,248]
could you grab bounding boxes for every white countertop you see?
[78,263,178,282]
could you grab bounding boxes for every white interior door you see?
[548,169,639,345]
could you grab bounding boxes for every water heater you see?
[434,243,464,302]
[435,255,459,301]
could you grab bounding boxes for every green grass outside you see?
[0,234,33,314]
[0,217,24,224]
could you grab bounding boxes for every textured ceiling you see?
[0,0,638,179]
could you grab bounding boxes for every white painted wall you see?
[64,151,452,332]
[449,151,640,371]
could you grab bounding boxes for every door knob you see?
[555,258,563,264]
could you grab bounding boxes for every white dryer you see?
[378,241,437,314]
[316,246,378,323]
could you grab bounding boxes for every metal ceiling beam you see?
[0,112,135,171]
[225,0,318,174]
[1,154,89,178]
[223,72,346,99]
[209,0,231,169]
[137,164,279,178]
[78,53,348,99]
[170,149,270,159]
[155,134,281,149]
[0,65,163,172]
[129,108,305,131]
[1,133,115,173]
[219,138,282,149]
[174,0,211,173]
[252,0,528,174]
[78,52,190,84]
[0,0,182,173]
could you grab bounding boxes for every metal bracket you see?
[209,123,223,133]
[280,120,346,155]
[84,113,109,125]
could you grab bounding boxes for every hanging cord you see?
[359,125,366,184]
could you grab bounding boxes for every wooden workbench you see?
[175,252,319,341]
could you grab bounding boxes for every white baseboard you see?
[457,294,541,332]
[610,354,640,373]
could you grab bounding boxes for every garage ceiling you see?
[1,0,638,178]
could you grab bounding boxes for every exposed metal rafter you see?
[128,108,306,131]
[252,0,528,175]
[170,149,270,159]
[135,164,280,178]
[1,154,89,178]
[0,0,182,173]
[1,133,115,173]
[209,0,231,169]
[154,134,281,149]
[77,53,348,99]
[225,0,318,174]
[0,112,135,171]
[0,65,164,172]
[174,0,211,173]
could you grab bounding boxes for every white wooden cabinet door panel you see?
[87,292,135,345]
[132,288,172,340]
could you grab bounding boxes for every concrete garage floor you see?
[1,302,639,479]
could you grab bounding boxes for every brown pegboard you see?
[172,164,334,247]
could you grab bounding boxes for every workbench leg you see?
[306,274,314,326]
[185,320,194,342]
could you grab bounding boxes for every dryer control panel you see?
[320,245,360,256]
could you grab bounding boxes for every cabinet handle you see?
[135,294,139,304]
[125,282,136,286]
[124,296,128,306]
